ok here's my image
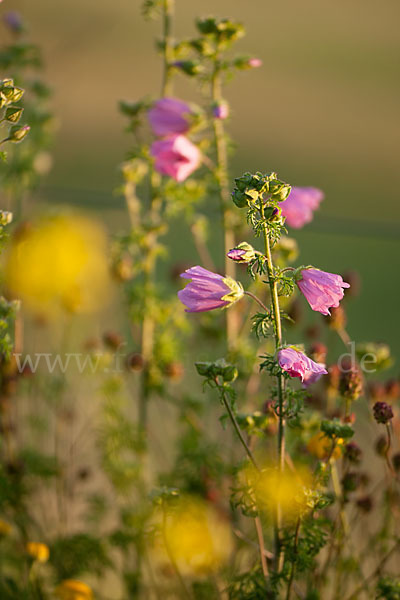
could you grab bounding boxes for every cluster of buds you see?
[232,171,291,208]
[0,79,30,145]
[339,364,363,401]
[372,401,393,425]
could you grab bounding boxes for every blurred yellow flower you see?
[0,519,12,536]
[155,496,232,575]
[55,580,93,600]
[26,541,50,563]
[246,463,314,520]
[5,215,111,316]
[307,433,343,460]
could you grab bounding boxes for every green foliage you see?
[50,534,112,579]
[377,577,400,600]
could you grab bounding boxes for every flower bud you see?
[373,401,393,425]
[0,210,12,225]
[344,442,362,464]
[164,362,184,381]
[172,60,203,76]
[268,179,291,201]
[3,11,24,34]
[213,101,229,120]
[339,365,363,401]
[103,331,124,351]
[227,242,257,264]
[126,353,145,372]
[4,106,23,123]
[8,124,30,143]
[234,56,262,69]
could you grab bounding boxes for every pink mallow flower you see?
[278,347,327,385]
[148,97,191,137]
[280,186,324,229]
[296,268,350,316]
[151,135,201,182]
[178,266,243,313]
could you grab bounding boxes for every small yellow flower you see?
[0,519,12,537]
[307,433,343,461]
[55,580,93,600]
[26,542,50,563]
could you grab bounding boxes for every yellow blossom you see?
[307,433,344,460]
[245,463,314,520]
[5,215,111,316]
[26,541,50,563]
[154,496,232,575]
[55,580,93,600]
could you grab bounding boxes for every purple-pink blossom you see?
[151,135,201,182]
[148,97,191,137]
[278,347,327,385]
[280,187,324,229]
[213,101,229,120]
[248,58,262,68]
[178,266,243,313]
[296,268,350,316]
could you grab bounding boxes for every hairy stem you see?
[260,202,285,572]
[218,381,259,471]
[244,290,271,314]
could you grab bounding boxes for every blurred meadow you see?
[11,0,400,362]
[1,0,400,598]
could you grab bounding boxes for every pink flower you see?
[178,266,243,313]
[278,348,327,385]
[248,58,262,68]
[280,187,324,229]
[148,97,191,137]
[296,268,350,316]
[151,135,201,182]
[213,101,229,120]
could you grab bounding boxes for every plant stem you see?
[137,0,175,434]
[211,58,237,348]
[259,202,285,572]
[161,0,174,97]
[244,290,271,314]
[218,382,259,471]
[285,518,301,600]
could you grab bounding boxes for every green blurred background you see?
[9,0,400,364]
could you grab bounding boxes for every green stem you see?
[218,381,259,471]
[285,518,301,600]
[161,0,174,97]
[211,58,237,348]
[244,290,270,314]
[260,202,285,572]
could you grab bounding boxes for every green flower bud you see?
[0,211,13,225]
[227,242,258,264]
[4,106,24,123]
[173,60,203,76]
[7,125,30,143]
